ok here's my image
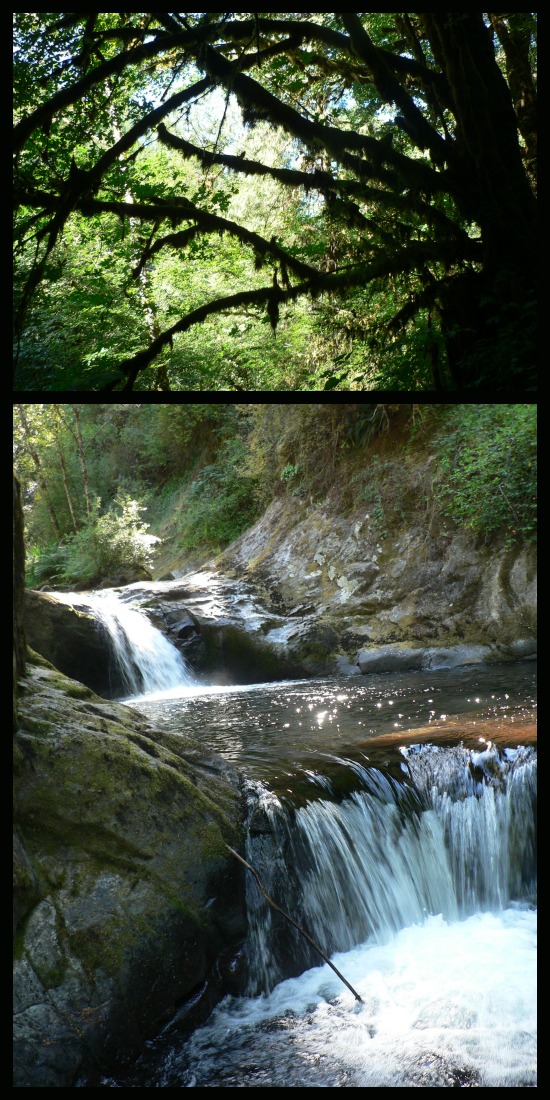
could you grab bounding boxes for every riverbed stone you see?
[423,644,494,669]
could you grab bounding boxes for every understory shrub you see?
[60,494,158,585]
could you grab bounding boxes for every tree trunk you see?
[70,405,92,520]
[53,410,78,532]
[15,405,62,539]
[423,14,537,389]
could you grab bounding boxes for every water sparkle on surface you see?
[126,663,536,787]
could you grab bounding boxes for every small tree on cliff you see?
[14,13,536,391]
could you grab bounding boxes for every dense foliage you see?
[13,404,536,589]
[14,13,536,391]
[435,405,537,543]
[57,494,155,586]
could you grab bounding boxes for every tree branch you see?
[99,238,481,390]
[14,33,201,152]
[81,192,320,281]
[340,13,449,167]
[193,39,448,196]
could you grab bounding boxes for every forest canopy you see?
[13,13,537,392]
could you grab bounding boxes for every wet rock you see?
[357,644,426,674]
[138,573,311,683]
[356,641,501,676]
[500,638,537,659]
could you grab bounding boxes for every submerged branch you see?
[225,844,364,1005]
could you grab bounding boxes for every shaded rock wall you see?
[24,590,127,697]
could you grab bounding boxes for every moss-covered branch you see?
[193,39,449,197]
[340,13,449,165]
[155,125,469,242]
[15,187,321,285]
[14,33,204,152]
[100,237,481,391]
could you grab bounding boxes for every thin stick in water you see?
[225,844,364,1004]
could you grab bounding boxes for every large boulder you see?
[13,653,246,1088]
[356,642,501,675]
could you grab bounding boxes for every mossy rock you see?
[13,658,246,1087]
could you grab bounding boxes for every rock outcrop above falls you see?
[121,485,536,680]
[213,496,536,676]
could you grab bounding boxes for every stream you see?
[59,589,536,1088]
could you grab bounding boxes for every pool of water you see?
[125,661,536,787]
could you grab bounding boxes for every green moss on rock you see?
[14,661,246,1088]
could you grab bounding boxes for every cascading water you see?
[51,589,193,696]
[70,648,535,1087]
[243,742,536,998]
[109,730,536,1087]
[89,591,193,696]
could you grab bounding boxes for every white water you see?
[45,591,535,1088]
[106,735,536,1088]
[154,761,537,1087]
[243,744,536,998]
[173,907,535,1088]
[51,590,193,695]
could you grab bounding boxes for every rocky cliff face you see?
[31,497,535,693]
[213,494,536,675]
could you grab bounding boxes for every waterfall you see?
[52,590,193,696]
[80,669,535,1088]
[91,592,194,696]
[244,741,536,995]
